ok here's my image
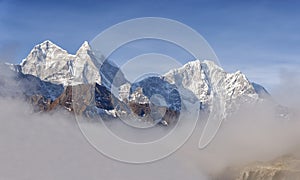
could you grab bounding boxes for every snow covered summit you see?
[20,40,101,86]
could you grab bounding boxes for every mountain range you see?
[0,40,282,125]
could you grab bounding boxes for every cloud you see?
[272,69,300,107]
[1,79,300,179]
[0,55,299,179]
[188,69,300,176]
[0,97,208,180]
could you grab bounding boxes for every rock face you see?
[49,83,117,116]
[125,76,182,125]
[127,86,180,125]
[217,155,300,180]
[130,77,181,111]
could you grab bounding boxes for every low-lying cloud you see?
[0,70,300,180]
[0,98,208,180]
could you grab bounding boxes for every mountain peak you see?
[35,40,65,52]
[182,59,224,72]
[202,59,224,71]
[20,40,68,66]
[40,40,55,46]
[76,41,91,54]
[185,59,201,67]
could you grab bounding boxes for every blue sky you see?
[0,0,299,91]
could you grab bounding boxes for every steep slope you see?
[0,63,63,100]
[0,63,64,111]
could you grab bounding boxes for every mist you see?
[273,69,300,108]
[0,98,208,180]
[188,69,300,176]
[0,71,300,180]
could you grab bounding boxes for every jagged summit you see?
[20,40,67,66]
[32,40,67,55]
[35,40,62,49]
[76,41,91,54]
[38,40,63,49]
[20,40,101,86]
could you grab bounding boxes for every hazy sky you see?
[0,0,299,91]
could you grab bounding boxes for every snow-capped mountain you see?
[1,40,275,124]
[162,60,266,117]
[21,40,127,89]
[21,40,102,86]
[117,59,269,122]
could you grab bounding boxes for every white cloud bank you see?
[0,69,299,180]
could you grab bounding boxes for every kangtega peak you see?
[21,40,101,86]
